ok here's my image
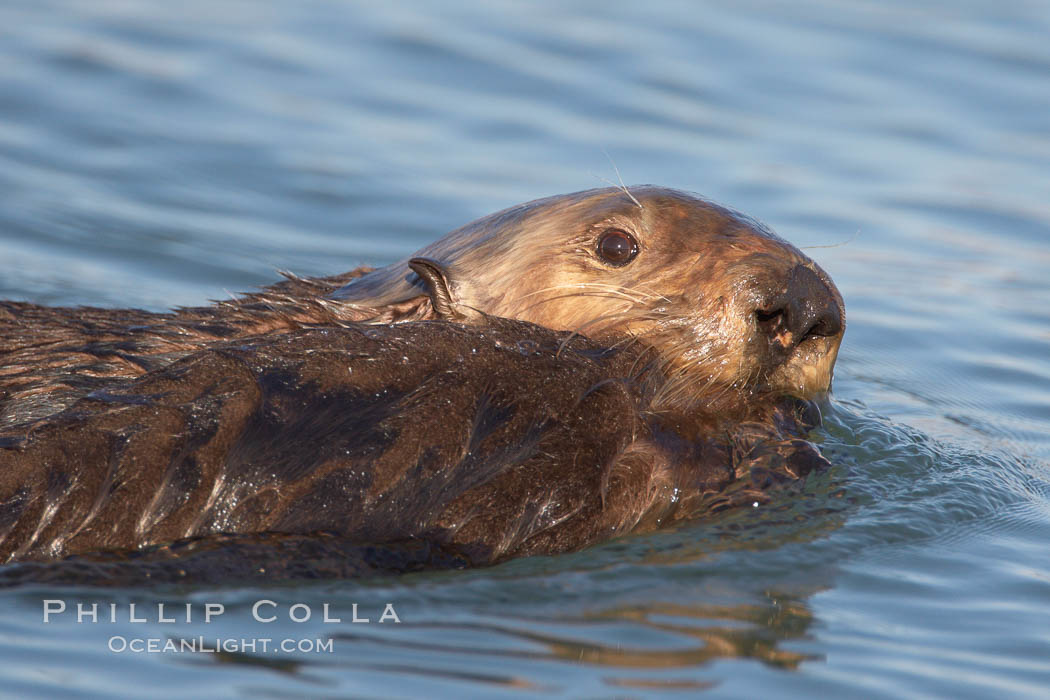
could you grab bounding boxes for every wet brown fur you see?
[0,269,376,425]
[0,318,825,566]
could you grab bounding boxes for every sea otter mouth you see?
[759,332,843,399]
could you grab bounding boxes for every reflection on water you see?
[332,597,818,686]
[189,595,819,695]
[1,0,1049,697]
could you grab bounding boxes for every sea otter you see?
[0,186,843,582]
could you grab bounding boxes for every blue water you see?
[1,0,1049,697]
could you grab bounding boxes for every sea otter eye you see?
[596,229,638,267]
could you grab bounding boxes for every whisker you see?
[599,148,643,210]
[517,283,659,305]
[555,308,643,357]
[801,230,860,249]
[514,294,636,316]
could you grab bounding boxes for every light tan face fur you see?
[331,186,844,409]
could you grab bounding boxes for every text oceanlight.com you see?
[108,636,335,654]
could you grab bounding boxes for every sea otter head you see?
[330,186,844,410]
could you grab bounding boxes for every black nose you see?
[755,265,843,349]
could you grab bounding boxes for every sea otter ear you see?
[408,257,485,324]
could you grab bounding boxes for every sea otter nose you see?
[755,265,842,350]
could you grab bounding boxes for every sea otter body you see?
[0,186,844,579]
